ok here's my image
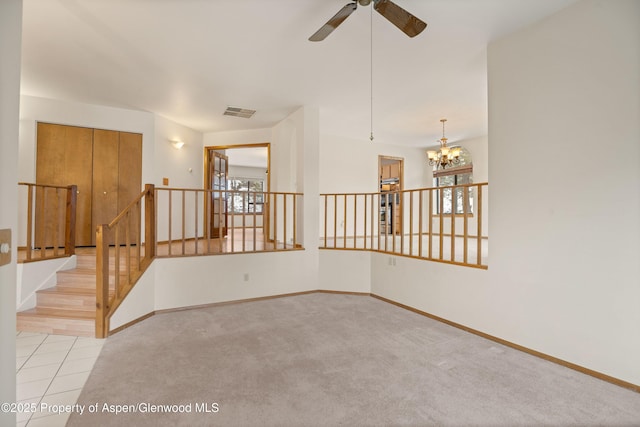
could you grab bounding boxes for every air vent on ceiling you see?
[223,107,256,119]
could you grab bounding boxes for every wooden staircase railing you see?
[18,182,77,262]
[320,183,489,268]
[95,184,155,338]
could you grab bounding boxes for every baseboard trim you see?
[370,293,640,394]
[109,311,156,336]
[316,290,371,296]
[153,290,319,315]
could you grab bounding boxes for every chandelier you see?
[426,119,461,169]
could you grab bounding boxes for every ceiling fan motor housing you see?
[358,0,373,6]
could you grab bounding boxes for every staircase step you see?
[56,268,132,289]
[36,287,100,312]
[17,308,95,337]
[76,256,140,269]
[56,269,97,288]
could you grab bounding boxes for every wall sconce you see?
[171,140,185,149]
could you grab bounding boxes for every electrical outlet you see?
[243,273,249,282]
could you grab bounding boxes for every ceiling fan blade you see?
[309,2,358,42]
[373,0,426,38]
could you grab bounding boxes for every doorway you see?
[378,155,403,235]
[204,143,271,241]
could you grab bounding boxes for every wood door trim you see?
[203,143,271,239]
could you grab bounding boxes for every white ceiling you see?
[20,0,577,148]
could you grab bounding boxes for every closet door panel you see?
[118,132,143,211]
[118,132,143,240]
[36,123,94,247]
[92,129,120,244]
[64,127,94,246]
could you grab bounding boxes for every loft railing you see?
[320,183,488,268]
[95,184,155,338]
[96,185,302,337]
[18,182,77,262]
[154,187,304,256]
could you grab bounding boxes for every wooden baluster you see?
[38,186,45,259]
[272,193,278,250]
[135,200,141,269]
[451,186,457,262]
[371,193,375,250]
[253,192,258,252]
[428,188,433,260]
[409,190,414,256]
[323,195,328,248]
[439,188,444,260]
[52,188,59,257]
[293,193,298,249]
[65,185,77,257]
[181,190,186,255]
[144,184,156,260]
[206,189,212,254]
[194,190,199,255]
[463,185,469,264]
[363,194,368,250]
[477,185,483,266]
[343,194,347,249]
[95,224,110,338]
[26,185,33,261]
[418,190,423,258]
[114,224,120,299]
[125,211,131,284]
[283,194,288,249]
[353,194,357,249]
[333,194,337,249]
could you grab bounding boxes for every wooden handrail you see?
[18,182,77,262]
[320,183,489,269]
[154,188,303,257]
[96,184,155,338]
[96,185,305,337]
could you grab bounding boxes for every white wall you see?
[319,134,430,194]
[16,256,75,311]
[319,251,371,293]
[486,0,640,384]
[154,114,203,189]
[0,0,22,423]
[154,115,204,241]
[153,251,316,311]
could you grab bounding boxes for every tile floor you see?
[15,331,105,427]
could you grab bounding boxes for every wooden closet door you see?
[36,123,94,247]
[118,132,143,239]
[92,129,120,244]
[118,132,142,211]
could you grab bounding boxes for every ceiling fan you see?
[309,0,426,42]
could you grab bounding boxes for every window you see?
[433,147,473,215]
[227,178,264,214]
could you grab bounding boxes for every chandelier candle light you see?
[427,118,461,169]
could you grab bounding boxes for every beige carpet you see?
[67,293,640,426]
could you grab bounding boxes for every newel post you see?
[65,185,77,256]
[144,184,156,259]
[95,224,110,338]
